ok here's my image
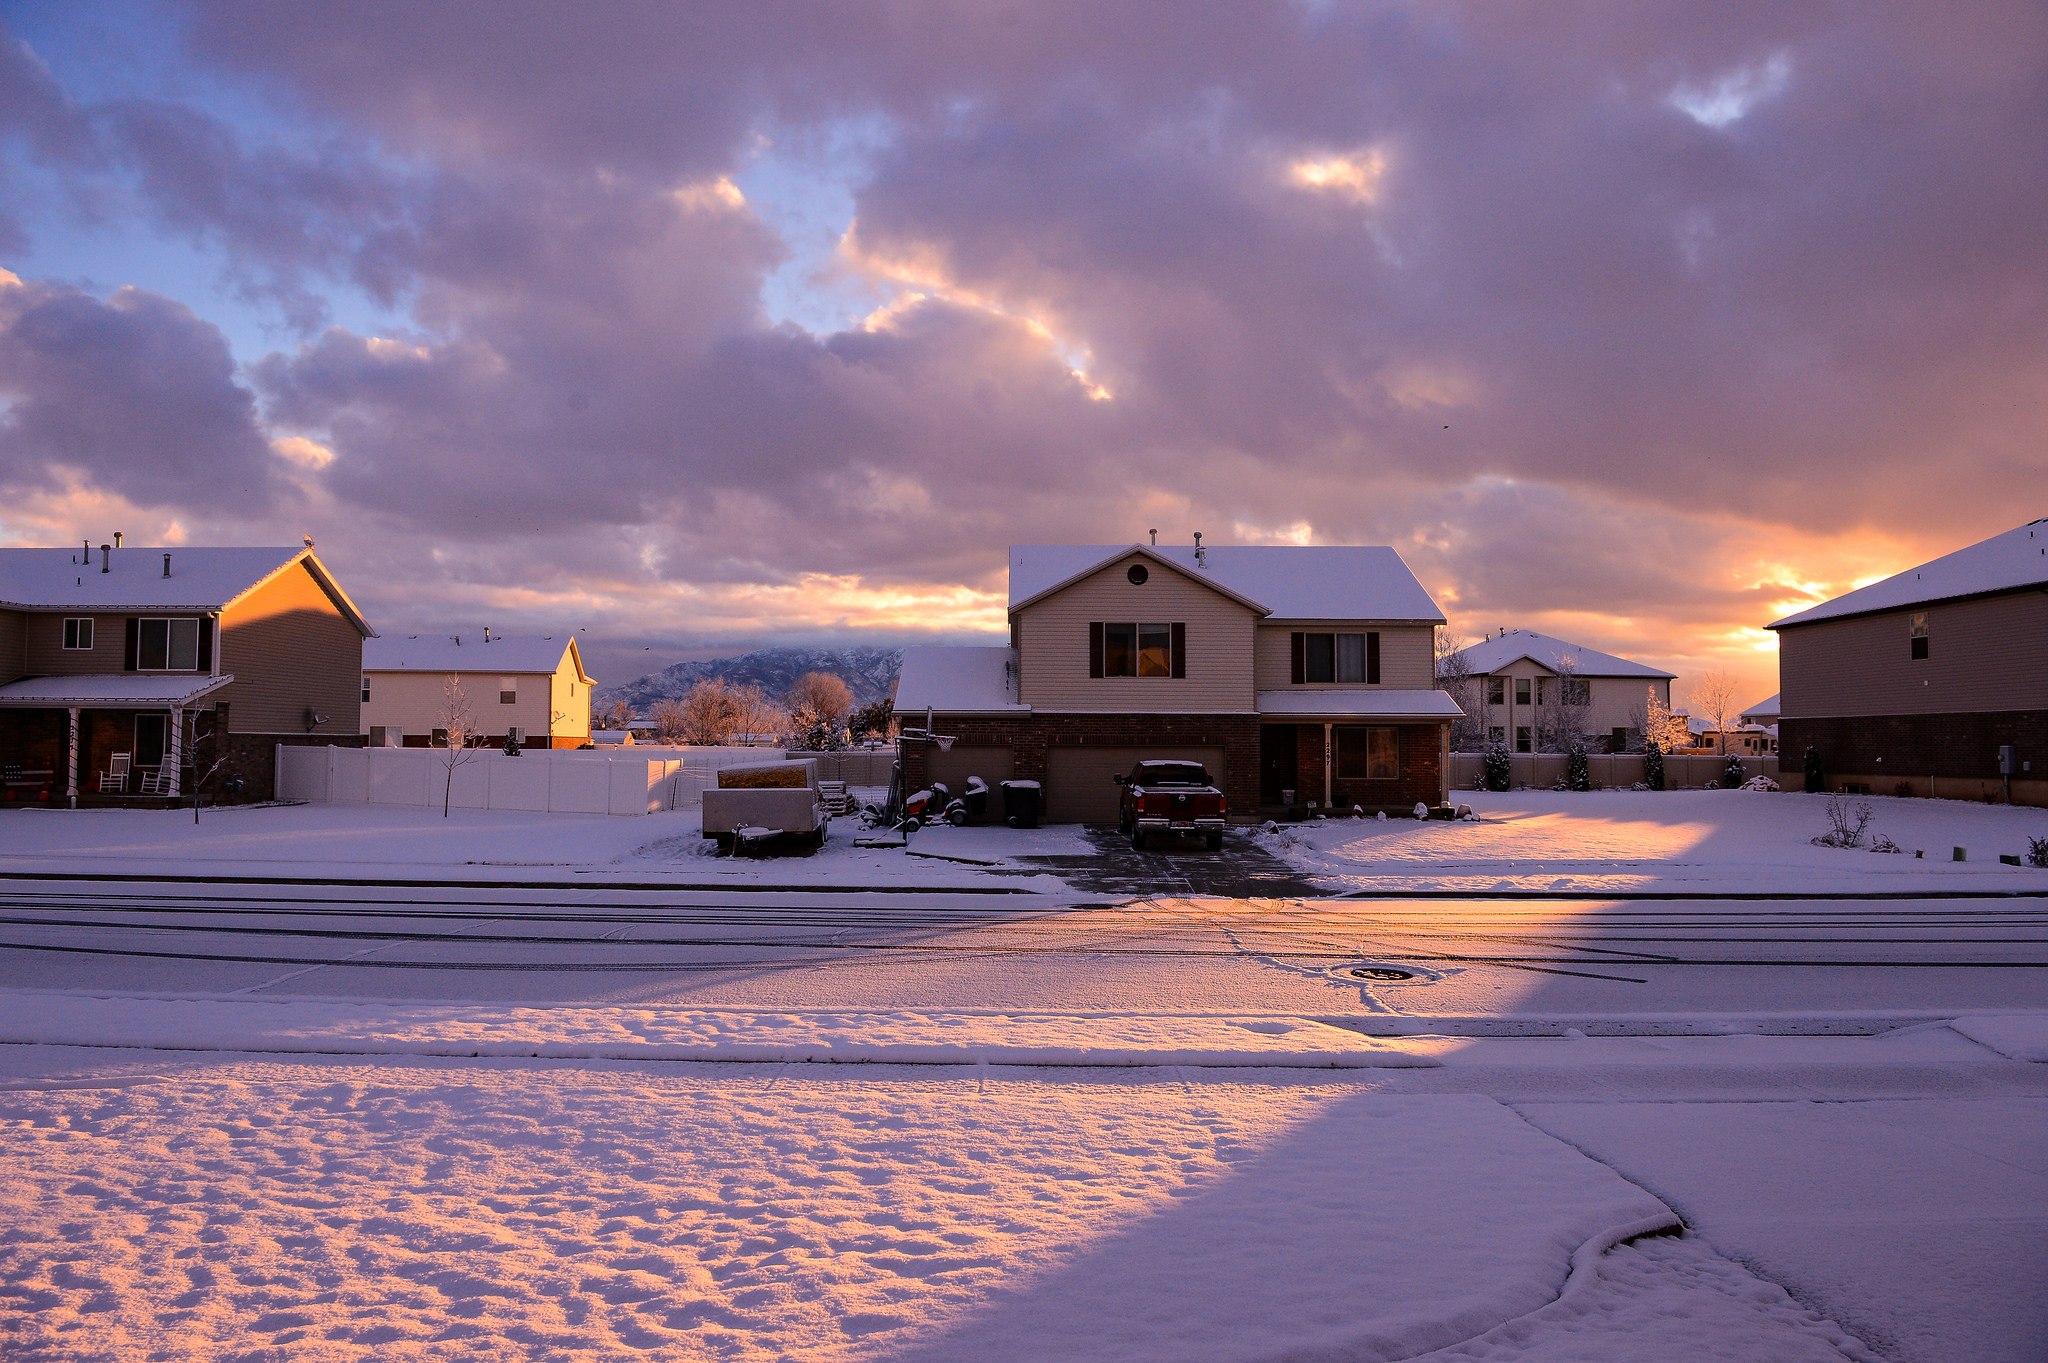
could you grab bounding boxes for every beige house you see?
[361,633,592,748]
[897,541,1460,822]
[1445,629,1674,753]
[1768,518,2047,803]
[0,540,373,804]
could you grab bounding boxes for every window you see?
[137,617,200,671]
[431,728,450,747]
[1911,612,1929,660]
[1486,677,1505,706]
[1516,726,1532,753]
[1515,678,1531,706]
[1090,622,1184,678]
[1535,678,1549,705]
[1560,678,1590,706]
[62,618,93,650]
[361,674,372,703]
[1293,631,1381,684]
[1335,726,1399,779]
[1126,563,1149,585]
[1610,727,1629,753]
[499,677,517,704]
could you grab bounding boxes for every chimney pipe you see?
[162,553,172,578]
[100,544,110,573]
[113,532,123,548]
[1192,531,1205,568]
[1148,528,1157,546]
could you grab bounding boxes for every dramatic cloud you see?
[1,2,2045,700]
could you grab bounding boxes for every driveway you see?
[1010,825,1326,898]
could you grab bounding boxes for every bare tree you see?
[187,708,233,823]
[785,672,854,732]
[435,675,486,817]
[1434,630,1484,752]
[648,697,692,744]
[678,679,739,745]
[1537,652,1591,754]
[727,683,786,746]
[1689,671,1740,755]
[594,698,634,731]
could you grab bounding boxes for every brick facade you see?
[911,713,1262,821]
[1287,721,1445,813]
[1780,709,2048,797]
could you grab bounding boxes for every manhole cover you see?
[1350,966,1416,981]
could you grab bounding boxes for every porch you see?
[0,674,233,807]
[1256,688,1463,815]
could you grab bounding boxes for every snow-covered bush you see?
[1483,744,1512,792]
[2029,836,2048,869]
[1566,748,1590,792]
[1870,833,1904,854]
[1741,775,1781,792]
[1811,794,1875,849]
[1643,741,1665,791]
[1412,802,1429,820]
[1721,754,1746,788]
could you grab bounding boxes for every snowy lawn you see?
[0,1061,1878,1363]
[1254,788,2048,892]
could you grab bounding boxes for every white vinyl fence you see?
[275,744,822,816]
[1446,752,1780,792]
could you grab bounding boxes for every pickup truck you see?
[1115,760,1226,852]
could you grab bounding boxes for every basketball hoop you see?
[936,736,954,751]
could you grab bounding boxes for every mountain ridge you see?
[597,646,903,714]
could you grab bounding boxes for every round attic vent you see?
[1127,563,1149,585]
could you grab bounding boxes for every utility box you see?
[369,726,403,747]
[1998,744,2017,775]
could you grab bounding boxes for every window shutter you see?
[1089,622,1105,678]
[124,617,138,672]
[1171,623,1186,678]
[1366,631,1381,685]
[198,618,214,671]
[1291,632,1305,685]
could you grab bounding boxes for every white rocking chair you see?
[136,767,172,796]
[98,753,131,793]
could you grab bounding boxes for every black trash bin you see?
[1001,779,1041,829]
[963,777,989,823]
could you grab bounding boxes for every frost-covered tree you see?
[1723,752,1747,788]
[1435,630,1484,752]
[784,672,855,733]
[594,699,634,731]
[1689,671,1740,755]
[1644,739,1665,791]
[1483,743,1513,792]
[1567,745,1590,791]
[1536,653,1591,754]
[648,697,692,744]
[677,679,738,744]
[434,676,485,817]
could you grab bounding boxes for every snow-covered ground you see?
[1,790,2044,1360]
[1253,787,2048,892]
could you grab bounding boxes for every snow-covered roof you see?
[0,673,234,707]
[895,646,1027,714]
[1447,629,1674,679]
[1740,693,1780,721]
[1255,689,1464,719]
[1768,518,2048,628]
[363,634,589,680]
[0,545,372,628]
[1007,545,1444,622]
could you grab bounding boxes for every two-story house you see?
[361,633,594,748]
[1768,517,2048,804]
[895,541,1460,822]
[0,540,373,805]
[1444,629,1675,753]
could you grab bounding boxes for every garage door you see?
[1044,745,1226,824]
[924,745,1014,818]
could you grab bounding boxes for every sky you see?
[0,2,2043,704]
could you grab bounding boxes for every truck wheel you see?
[1131,830,1146,852]
[1206,833,1223,853]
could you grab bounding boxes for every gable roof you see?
[1449,629,1675,679]
[0,545,374,636]
[1007,544,1444,621]
[363,633,590,680]
[1768,518,2048,629]
[895,645,1027,713]
[1741,693,1780,721]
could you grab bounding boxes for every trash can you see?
[1001,779,1041,829]
[963,777,989,823]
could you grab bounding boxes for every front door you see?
[135,713,168,768]
[1259,724,1297,803]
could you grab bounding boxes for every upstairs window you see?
[62,618,94,650]
[136,618,200,671]
[1486,677,1505,706]
[1559,678,1590,706]
[1291,631,1380,684]
[499,677,518,704]
[1911,613,1929,660]
[1089,622,1185,678]
[361,674,372,703]
[1515,678,1531,706]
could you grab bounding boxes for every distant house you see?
[0,541,373,804]
[896,541,1460,821]
[1740,694,1779,727]
[361,634,592,749]
[1444,630,1674,753]
[1768,518,2047,802]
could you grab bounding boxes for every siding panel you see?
[1016,556,1257,712]
[1254,624,1433,689]
[0,609,25,681]
[218,561,365,734]
[23,613,135,676]
[1780,592,2048,718]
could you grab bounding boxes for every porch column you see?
[1322,722,1333,809]
[66,707,79,808]
[166,706,184,799]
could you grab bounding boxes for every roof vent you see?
[113,532,123,548]
[162,553,172,578]
[1193,531,1206,568]
[100,544,110,574]
[303,534,315,549]
[1149,528,1158,546]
